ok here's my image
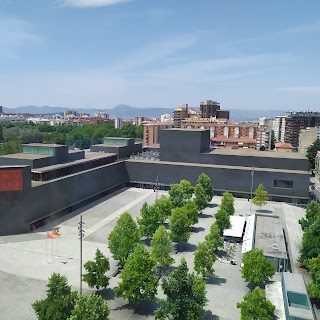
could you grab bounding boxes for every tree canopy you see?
[115,244,158,304]
[241,249,275,284]
[108,212,140,265]
[197,173,214,203]
[299,217,320,267]
[32,273,77,320]
[155,258,208,320]
[306,254,320,300]
[252,183,268,210]
[194,241,217,277]
[68,293,109,320]
[214,207,230,233]
[205,222,224,252]
[306,139,320,170]
[299,200,320,231]
[220,192,235,216]
[194,183,208,211]
[169,207,191,244]
[183,200,199,225]
[237,287,275,320]
[168,180,194,208]
[83,248,110,290]
[137,202,161,238]
[156,195,172,223]
[151,225,174,268]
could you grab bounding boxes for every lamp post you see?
[78,216,85,295]
[250,166,255,211]
[154,176,159,204]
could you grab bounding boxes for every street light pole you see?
[155,176,159,204]
[250,165,255,211]
[78,216,85,295]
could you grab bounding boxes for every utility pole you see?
[250,165,255,211]
[78,215,85,295]
[155,176,159,204]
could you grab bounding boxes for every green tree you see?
[83,248,110,290]
[137,202,161,238]
[151,225,174,269]
[307,254,320,299]
[32,273,77,320]
[108,212,140,265]
[214,207,230,233]
[194,241,217,277]
[241,249,275,285]
[168,179,194,208]
[183,200,199,225]
[194,184,208,212]
[299,217,320,267]
[299,200,320,231]
[68,293,109,320]
[115,244,158,304]
[220,192,235,216]
[156,195,172,223]
[169,207,191,244]
[205,222,224,252]
[252,183,268,210]
[306,139,320,170]
[155,258,208,320]
[237,287,275,320]
[197,173,214,203]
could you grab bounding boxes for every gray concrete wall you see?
[125,160,309,200]
[160,151,308,171]
[0,162,129,235]
[68,150,85,162]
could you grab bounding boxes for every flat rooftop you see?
[223,215,246,238]
[32,152,116,173]
[163,128,208,132]
[21,143,67,148]
[209,148,306,159]
[254,215,287,259]
[0,153,53,160]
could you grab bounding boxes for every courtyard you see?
[0,187,306,319]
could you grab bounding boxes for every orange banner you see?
[0,169,23,191]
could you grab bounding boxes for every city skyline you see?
[0,0,320,110]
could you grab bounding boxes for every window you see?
[273,180,294,189]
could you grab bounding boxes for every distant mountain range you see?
[3,104,286,122]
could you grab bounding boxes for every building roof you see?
[242,214,256,254]
[0,153,53,160]
[21,143,67,148]
[209,148,306,159]
[223,215,246,238]
[275,142,295,149]
[254,215,287,259]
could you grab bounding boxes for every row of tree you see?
[0,122,143,155]
[299,200,320,299]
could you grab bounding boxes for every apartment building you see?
[143,122,175,146]
[173,104,188,128]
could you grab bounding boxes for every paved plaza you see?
[0,187,307,319]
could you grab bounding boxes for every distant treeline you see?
[0,122,143,155]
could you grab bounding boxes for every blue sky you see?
[1,0,320,110]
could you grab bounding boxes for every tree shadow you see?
[246,283,265,291]
[113,302,135,311]
[199,213,212,219]
[203,310,220,320]
[257,209,273,214]
[141,238,151,246]
[133,298,160,316]
[97,288,115,300]
[162,265,177,276]
[177,242,198,253]
[206,275,227,286]
[163,222,170,229]
[207,203,218,208]
[217,249,227,258]
[191,226,205,233]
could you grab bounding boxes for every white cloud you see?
[57,0,131,8]
[277,86,320,93]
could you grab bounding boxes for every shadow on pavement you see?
[134,298,160,316]
[206,275,227,286]
[191,226,205,233]
[203,310,220,319]
[98,288,115,300]
[198,213,212,219]
[207,203,218,208]
[177,242,198,253]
